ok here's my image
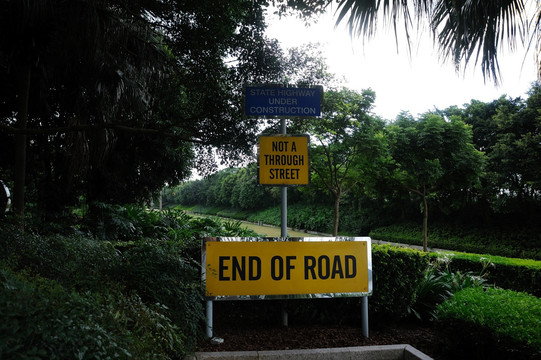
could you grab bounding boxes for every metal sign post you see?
[280,118,288,239]
[280,118,288,326]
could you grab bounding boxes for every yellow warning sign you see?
[204,239,371,297]
[258,135,310,186]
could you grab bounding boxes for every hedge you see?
[436,287,541,359]
[442,252,541,297]
[369,244,430,319]
[369,222,541,260]
[215,244,431,324]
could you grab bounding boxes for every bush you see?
[83,202,171,241]
[114,239,204,352]
[0,268,184,359]
[370,245,430,320]
[246,206,281,227]
[436,287,541,359]
[0,219,205,357]
[247,203,334,234]
[408,255,491,321]
[0,223,122,292]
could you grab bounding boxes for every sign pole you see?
[280,118,288,327]
[280,118,288,239]
[362,296,369,338]
[206,299,213,338]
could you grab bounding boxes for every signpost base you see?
[206,300,213,339]
[362,296,369,338]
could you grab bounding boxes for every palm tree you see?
[334,0,534,84]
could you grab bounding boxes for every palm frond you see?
[335,0,433,50]
[432,0,527,85]
[334,0,530,85]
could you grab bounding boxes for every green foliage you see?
[448,89,541,225]
[0,268,184,359]
[443,252,541,297]
[1,0,290,215]
[409,255,491,321]
[167,84,541,241]
[113,239,204,351]
[370,222,423,245]
[370,245,430,320]
[386,113,484,250]
[0,223,122,292]
[436,287,541,359]
[308,87,386,235]
[247,203,334,233]
[84,202,171,242]
[246,206,282,227]
[173,165,279,211]
[287,203,334,233]
[0,208,236,357]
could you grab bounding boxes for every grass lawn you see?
[241,222,325,237]
[188,212,323,237]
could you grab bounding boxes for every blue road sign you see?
[245,85,322,117]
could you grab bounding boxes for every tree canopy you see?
[387,112,484,250]
[309,87,385,235]
[0,0,286,221]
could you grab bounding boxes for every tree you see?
[387,113,484,251]
[452,84,541,222]
[308,87,385,235]
[0,0,285,223]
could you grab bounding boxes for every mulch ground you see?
[196,302,450,359]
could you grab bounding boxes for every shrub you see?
[370,244,430,320]
[247,206,281,227]
[0,220,205,356]
[436,287,541,359]
[247,203,334,234]
[83,202,169,241]
[0,268,184,359]
[114,239,204,353]
[409,255,491,321]
[0,223,122,292]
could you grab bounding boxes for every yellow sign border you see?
[202,237,372,300]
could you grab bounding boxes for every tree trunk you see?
[422,194,428,252]
[333,195,340,236]
[13,64,31,230]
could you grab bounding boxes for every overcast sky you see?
[265,7,538,120]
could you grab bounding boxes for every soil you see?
[196,302,450,360]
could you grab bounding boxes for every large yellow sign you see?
[258,135,310,186]
[203,238,371,298]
